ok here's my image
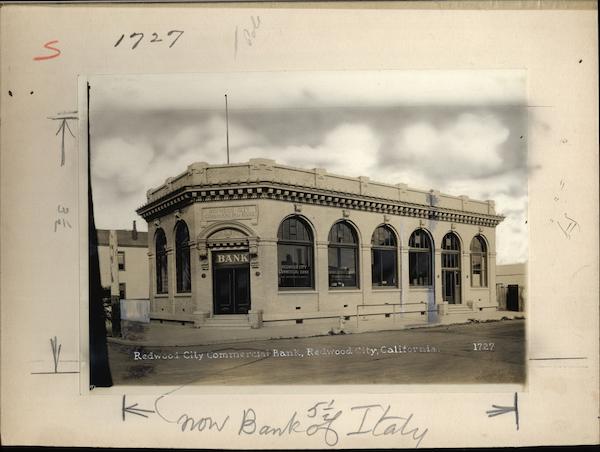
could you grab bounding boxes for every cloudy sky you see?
[90,71,528,264]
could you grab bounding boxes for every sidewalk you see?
[107,310,525,347]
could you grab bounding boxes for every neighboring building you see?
[496,262,527,312]
[97,223,149,300]
[136,159,504,328]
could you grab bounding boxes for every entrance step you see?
[212,315,249,321]
[202,315,252,329]
[447,305,474,314]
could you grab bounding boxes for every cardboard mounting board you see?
[1,1,598,448]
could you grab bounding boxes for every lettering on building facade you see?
[203,205,258,222]
[214,252,250,265]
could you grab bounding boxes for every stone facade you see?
[136,159,503,327]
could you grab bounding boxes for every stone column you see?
[166,247,175,314]
[188,239,198,308]
[400,248,410,306]
[462,249,470,305]
[360,244,371,304]
[254,241,276,313]
[316,241,329,311]
[431,248,443,323]
[193,245,212,323]
[189,238,208,324]
[433,248,443,306]
[147,252,155,313]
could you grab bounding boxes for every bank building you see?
[136,159,504,329]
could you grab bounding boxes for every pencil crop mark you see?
[486,392,519,430]
[47,111,78,166]
[30,336,80,375]
[50,336,61,373]
[122,394,156,421]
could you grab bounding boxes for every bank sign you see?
[214,252,250,265]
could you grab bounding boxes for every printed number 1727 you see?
[473,342,495,351]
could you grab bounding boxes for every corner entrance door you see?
[442,270,461,304]
[213,251,251,315]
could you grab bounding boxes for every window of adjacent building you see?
[328,221,359,288]
[470,235,488,287]
[155,228,168,294]
[117,251,125,271]
[277,216,314,289]
[175,221,192,293]
[408,229,433,287]
[371,225,398,288]
[119,282,126,300]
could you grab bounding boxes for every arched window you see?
[328,222,359,288]
[175,222,191,293]
[408,229,433,286]
[470,235,488,287]
[155,228,168,294]
[442,232,460,265]
[277,216,314,289]
[371,225,398,287]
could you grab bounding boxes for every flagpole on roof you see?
[225,94,230,164]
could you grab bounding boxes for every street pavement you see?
[107,319,525,385]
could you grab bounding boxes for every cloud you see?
[371,134,528,265]
[90,94,527,264]
[161,115,262,160]
[92,137,154,195]
[91,115,264,229]
[234,123,380,177]
[392,113,510,180]
[91,70,526,112]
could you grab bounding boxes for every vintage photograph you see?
[89,70,527,386]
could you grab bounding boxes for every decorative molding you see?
[137,183,504,228]
[197,242,208,258]
[203,204,258,222]
[429,190,440,206]
[208,228,247,241]
[359,176,369,195]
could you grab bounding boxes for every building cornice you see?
[136,181,504,227]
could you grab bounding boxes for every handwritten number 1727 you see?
[114,30,184,49]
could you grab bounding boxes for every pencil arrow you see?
[122,395,155,421]
[486,392,519,430]
[50,336,61,373]
[486,405,514,417]
[54,118,75,166]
